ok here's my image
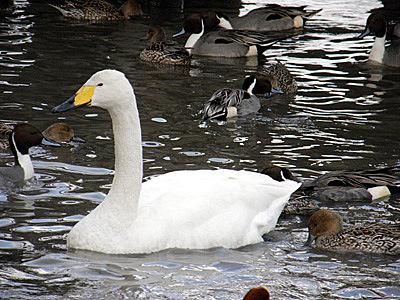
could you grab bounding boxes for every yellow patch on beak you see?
[74,85,97,106]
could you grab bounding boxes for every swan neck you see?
[107,98,143,208]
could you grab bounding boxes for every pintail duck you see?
[0,122,83,150]
[243,287,270,300]
[203,5,322,32]
[261,59,297,94]
[49,0,143,21]
[203,75,282,121]
[52,69,301,254]
[359,11,400,67]
[263,164,400,215]
[305,209,400,255]
[0,124,59,184]
[301,164,400,202]
[173,14,286,57]
[139,27,190,66]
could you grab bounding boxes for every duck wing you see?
[302,165,400,192]
[203,88,246,120]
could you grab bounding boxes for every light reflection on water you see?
[0,0,400,299]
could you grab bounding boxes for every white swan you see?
[52,70,301,254]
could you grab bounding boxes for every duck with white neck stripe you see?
[0,124,60,184]
[173,14,289,58]
[359,11,400,67]
[203,75,282,121]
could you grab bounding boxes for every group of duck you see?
[1,0,400,272]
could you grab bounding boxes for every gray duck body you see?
[203,75,273,121]
[216,5,322,32]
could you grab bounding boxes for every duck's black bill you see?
[304,233,315,247]
[173,28,186,38]
[41,137,61,147]
[358,28,370,39]
[72,136,86,143]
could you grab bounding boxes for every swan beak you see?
[358,27,370,39]
[52,85,96,113]
[304,232,315,247]
[173,28,186,38]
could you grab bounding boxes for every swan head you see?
[52,69,134,113]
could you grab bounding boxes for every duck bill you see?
[271,87,284,94]
[41,137,61,147]
[358,27,370,39]
[72,136,86,143]
[172,28,186,38]
[52,85,97,113]
[304,233,316,247]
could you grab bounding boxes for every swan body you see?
[53,70,301,254]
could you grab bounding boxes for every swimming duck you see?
[173,14,285,57]
[139,27,191,65]
[49,0,142,21]
[305,209,400,255]
[203,5,322,32]
[52,69,301,254]
[0,124,59,184]
[243,287,270,300]
[0,122,82,150]
[301,164,400,201]
[359,11,400,67]
[203,75,280,121]
[261,59,297,94]
[263,165,400,215]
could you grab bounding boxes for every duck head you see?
[305,209,343,246]
[243,287,270,300]
[242,75,283,97]
[10,124,45,158]
[119,0,143,19]
[359,12,387,39]
[173,13,204,37]
[202,11,232,30]
[261,166,300,182]
[147,26,166,44]
[52,70,133,113]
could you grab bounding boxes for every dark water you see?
[1,0,400,299]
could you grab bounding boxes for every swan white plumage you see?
[52,69,301,254]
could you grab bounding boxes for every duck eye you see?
[98,83,103,86]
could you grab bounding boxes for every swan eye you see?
[98,83,104,86]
